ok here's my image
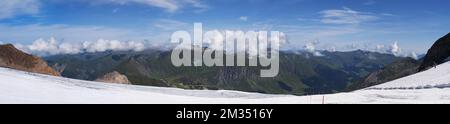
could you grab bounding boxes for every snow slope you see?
[367,62,450,90]
[1,62,450,104]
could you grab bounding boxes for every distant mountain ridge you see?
[347,58,421,90]
[0,44,59,76]
[45,49,405,95]
[349,32,450,90]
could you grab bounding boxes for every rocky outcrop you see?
[95,71,131,84]
[0,44,60,76]
[418,33,450,71]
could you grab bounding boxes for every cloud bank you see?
[334,41,419,59]
[10,36,420,60]
[179,30,287,56]
[281,39,419,59]
[15,37,155,56]
[374,42,418,59]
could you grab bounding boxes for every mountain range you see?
[44,49,407,95]
[348,33,450,90]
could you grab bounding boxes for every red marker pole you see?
[322,96,325,104]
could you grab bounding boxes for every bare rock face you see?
[418,33,450,71]
[95,71,131,84]
[0,44,60,76]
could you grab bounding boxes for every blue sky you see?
[0,0,449,55]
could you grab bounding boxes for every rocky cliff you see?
[0,44,60,76]
[418,33,450,71]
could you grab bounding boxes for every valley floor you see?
[2,62,450,104]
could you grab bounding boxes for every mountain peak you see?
[0,43,15,48]
[418,32,450,71]
[0,44,22,54]
[0,44,60,76]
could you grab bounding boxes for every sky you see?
[0,0,449,56]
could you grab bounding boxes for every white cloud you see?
[12,30,286,56]
[373,44,386,53]
[409,51,418,60]
[370,42,401,55]
[184,0,209,13]
[101,0,208,13]
[385,42,419,59]
[26,37,61,55]
[15,37,151,56]
[0,0,40,20]
[365,42,418,60]
[172,29,285,57]
[389,42,401,56]
[319,7,378,25]
[59,42,83,54]
[363,0,376,5]
[203,30,224,51]
[303,40,323,56]
[83,39,146,52]
[327,46,336,52]
[239,16,248,21]
[15,37,82,56]
[292,40,420,59]
[153,19,189,31]
[132,0,179,12]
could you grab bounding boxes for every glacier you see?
[2,62,450,104]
